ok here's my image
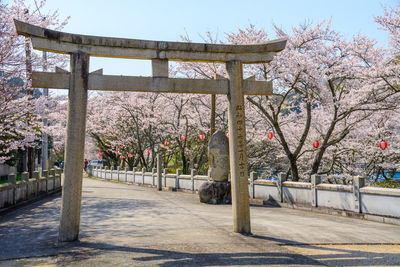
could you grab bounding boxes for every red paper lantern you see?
[164,140,169,146]
[128,154,132,158]
[147,149,151,155]
[313,140,320,149]
[267,132,274,139]
[379,140,388,150]
[98,152,102,158]
[199,134,205,141]
[120,155,124,159]
[98,148,101,152]
[181,135,186,141]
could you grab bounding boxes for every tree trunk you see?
[288,154,300,181]
[182,153,188,174]
[311,109,338,175]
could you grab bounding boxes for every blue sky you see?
[30,0,398,76]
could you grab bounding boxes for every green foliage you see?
[0,174,22,184]
[167,167,180,174]
[371,179,400,188]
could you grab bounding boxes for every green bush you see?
[371,180,400,188]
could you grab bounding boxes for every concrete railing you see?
[88,167,400,224]
[88,166,210,192]
[0,168,62,210]
[249,173,400,223]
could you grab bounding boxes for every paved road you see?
[0,177,399,266]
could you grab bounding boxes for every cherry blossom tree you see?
[0,0,68,171]
[376,3,400,55]
[175,20,399,181]
[86,91,213,174]
[81,7,400,182]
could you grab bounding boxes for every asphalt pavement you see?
[0,176,399,266]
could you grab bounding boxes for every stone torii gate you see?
[14,20,286,242]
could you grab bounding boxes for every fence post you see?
[250,172,256,199]
[55,168,62,188]
[116,166,120,181]
[132,167,137,183]
[163,169,167,187]
[142,167,146,185]
[21,172,29,181]
[353,176,366,213]
[152,168,156,186]
[277,173,287,203]
[157,153,162,191]
[175,169,182,190]
[124,167,129,182]
[191,169,196,191]
[207,169,212,181]
[311,174,321,207]
[22,172,29,199]
[33,171,39,196]
[49,169,56,191]
[104,166,109,180]
[8,173,16,205]
[42,170,49,192]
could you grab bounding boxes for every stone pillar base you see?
[199,181,231,204]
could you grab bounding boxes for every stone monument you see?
[199,131,231,204]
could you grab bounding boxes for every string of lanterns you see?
[266,131,388,151]
[97,132,389,160]
[97,134,208,159]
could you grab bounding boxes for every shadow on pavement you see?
[53,241,322,266]
[250,234,400,266]
[0,195,159,261]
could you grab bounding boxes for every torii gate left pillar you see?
[59,52,89,241]
[14,19,286,242]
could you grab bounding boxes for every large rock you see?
[199,181,231,204]
[208,131,229,182]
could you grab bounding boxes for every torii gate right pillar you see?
[226,60,251,233]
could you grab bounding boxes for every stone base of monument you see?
[199,181,231,204]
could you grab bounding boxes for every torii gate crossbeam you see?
[14,19,286,242]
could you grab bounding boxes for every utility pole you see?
[210,73,221,136]
[41,51,48,171]
[25,37,35,178]
[210,94,216,136]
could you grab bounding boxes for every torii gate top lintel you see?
[15,19,286,96]
[14,19,286,64]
